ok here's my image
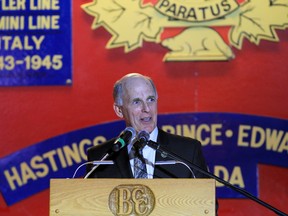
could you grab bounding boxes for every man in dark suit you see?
[86,73,218,215]
[86,73,209,179]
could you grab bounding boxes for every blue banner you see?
[0,0,72,86]
[0,113,287,205]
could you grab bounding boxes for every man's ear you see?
[113,104,123,118]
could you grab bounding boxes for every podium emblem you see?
[109,184,155,216]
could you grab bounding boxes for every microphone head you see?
[137,130,150,143]
[124,127,136,139]
[133,130,149,151]
[113,127,136,152]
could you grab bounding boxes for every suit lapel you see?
[155,129,169,161]
[154,129,173,178]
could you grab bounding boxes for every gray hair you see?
[113,73,158,106]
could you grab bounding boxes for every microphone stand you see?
[84,153,111,179]
[147,140,288,216]
[73,160,114,179]
[155,160,196,178]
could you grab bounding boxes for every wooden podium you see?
[50,178,215,216]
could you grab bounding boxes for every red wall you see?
[0,0,287,215]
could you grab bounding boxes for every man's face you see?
[115,77,158,133]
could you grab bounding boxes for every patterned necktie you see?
[132,145,148,179]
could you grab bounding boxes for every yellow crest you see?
[82,0,288,61]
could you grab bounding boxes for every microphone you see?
[137,130,149,143]
[136,130,150,144]
[84,127,136,179]
[132,130,150,153]
[112,127,136,152]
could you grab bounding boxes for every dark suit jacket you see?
[86,128,209,179]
